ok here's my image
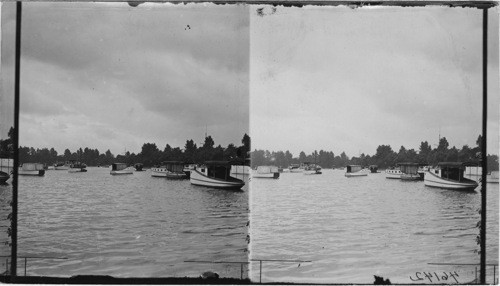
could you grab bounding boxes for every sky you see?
[250,5,499,158]
[0,3,498,159]
[1,2,249,155]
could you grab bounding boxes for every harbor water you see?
[0,167,249,278]
[250,169,499,284]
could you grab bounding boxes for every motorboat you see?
[190,161,245,189]
[369,165,379,173]
[424,162,478,191]
[68,161,87,173]
[289,164,303,173]
[399,163,422,181]
[110,163,134,175]
[54,161,70,170]
[303,163,322,175]
[18,163,45,176]
[345,165,368,177]
[253,165,280,179]
[385,166,402,179]
[151,161,187,179]
[487,171,499,183]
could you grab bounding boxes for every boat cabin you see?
[112,163,129,171]
[369,165,378,173]
[346,165,362,173]
[163,161,185,173]
[399,163,419,175]
[198,161,240,181]
[21,163,45,171]
[433,162,469,182]
[256,165,279,174]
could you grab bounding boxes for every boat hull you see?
[190,170,244,189]
[151,168,187,179]
[18,169,45,176]
[424,171,478,190]
[253,172,280,179]
[110,169,133,175]
[400,173,422,181]
[54,166,69,170]
[345,172,367,177]
[385,170,401,179]
[68,168,87,173]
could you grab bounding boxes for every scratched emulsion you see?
[250,170,499,284]
[0,168,248,278]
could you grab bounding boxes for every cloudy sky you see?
[1,2,249,155]
[0,3,498,159]
[250,5,499,157]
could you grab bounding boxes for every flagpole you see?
[11,0,22,279]
[480,7,488,285]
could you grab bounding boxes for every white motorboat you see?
[345,165,368,177]
[289,164,303,173]
[303,163,322,175]
[54,161,70,170]
[151,161,188,179]
[190,161,245,189]
[487,171,499,183]
[424,162,478,191]
[385,166,402,179]
[18,163,45,176]
[68,161,87,173]
[399,163,422,181]
[253,165,280,179]
[110,163,134,175]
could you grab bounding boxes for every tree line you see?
[0,127,251,168]
[251,135,499,171]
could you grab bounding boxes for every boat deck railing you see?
[428,262,499,284]
[0,255,68,276]
[185,259,312,282]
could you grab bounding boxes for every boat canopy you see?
[346,165,362,173]
[112,163,128,171]
[437,162,466,168]
[205,160,243,166]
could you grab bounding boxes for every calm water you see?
[0,167,249,278]
[250,169,499,284]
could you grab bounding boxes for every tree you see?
[241,133,250,157]
[184,139,197,162]
[299,151,307,163]
[139,143,160,166]
[373,145,396,168]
